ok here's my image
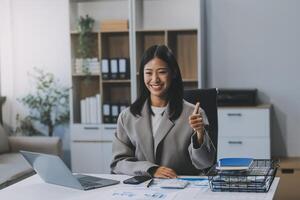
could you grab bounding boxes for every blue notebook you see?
[216,158,253,170]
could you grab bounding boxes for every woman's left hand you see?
[189,102,204,144]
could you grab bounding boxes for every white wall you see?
[0,0,15,124]
[0,0,71,163]
[206,0,300,157]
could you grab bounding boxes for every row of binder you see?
[102,103,128,124]
[101,58,130,80]
[80,94,128,124]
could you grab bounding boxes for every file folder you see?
[101,59,110,79]
[111,104,119,123]
[103,103,111,123]
[118,58,129,79]
[110,59,118,79]
[216,158,253,170]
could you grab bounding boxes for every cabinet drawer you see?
[218,108,270,137]
[101,124,117,141]
[275,168,300,200]
[217,137,270,159]
[71,124,101,141]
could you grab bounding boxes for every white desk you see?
[0,174,279,200]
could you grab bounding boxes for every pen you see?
[146,179,154,188]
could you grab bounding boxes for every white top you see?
[0,174,279,200]
[151,106,166,137]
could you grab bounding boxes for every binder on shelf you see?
[111,104,119,123]
[103,103,111,123]
[118,58,129,79]
[101,59,110,79]
[110,59,118,79]
[216,158,254,170]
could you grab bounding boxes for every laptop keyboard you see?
[76,175,105,188]
[78,175,105,182]
[78,179,102,187]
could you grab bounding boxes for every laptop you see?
[20,150,120,190]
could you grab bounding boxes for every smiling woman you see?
[111,45,216,178]
[143,58,172,107]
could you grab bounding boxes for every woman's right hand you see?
[153,166,177,178]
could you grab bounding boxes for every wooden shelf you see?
[72,73,100,77]
[100,32,129,58]
[167,30,197,80]
[100,30,129,33]
[72,76,100,123]
[70,31,99,34]
[136,30,166,71]
[102,79,131,83]
[102,84,131,104]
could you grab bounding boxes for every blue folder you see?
[217,158,253,170]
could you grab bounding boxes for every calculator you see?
[159,179,189,189]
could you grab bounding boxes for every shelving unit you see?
[100,31,131,110]
[72,76,100,124]
[69,0,130,174]
[69,0,204,173]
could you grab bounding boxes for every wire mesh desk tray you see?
[207,159,279,192]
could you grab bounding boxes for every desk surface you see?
[0,174,279,200]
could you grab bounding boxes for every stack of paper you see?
[80,94,102,124]
[75,58,100,74]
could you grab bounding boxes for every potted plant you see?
[77,15,95,75]
[16,68,69,137]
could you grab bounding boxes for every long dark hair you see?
[130,45,183,121]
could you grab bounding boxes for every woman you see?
[111,45,215,178]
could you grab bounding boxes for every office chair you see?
[183,88,218,166]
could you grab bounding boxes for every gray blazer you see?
[111,100,216,176]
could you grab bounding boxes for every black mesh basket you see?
[207,159,279,192]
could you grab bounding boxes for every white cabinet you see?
[70,124,116,173]
[217,105,271,160]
